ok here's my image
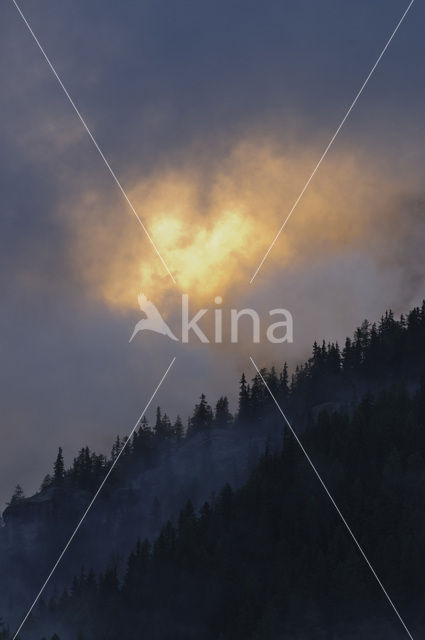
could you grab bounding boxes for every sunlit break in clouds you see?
[67,137,417,311]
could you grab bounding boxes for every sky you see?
[0,0,424,507]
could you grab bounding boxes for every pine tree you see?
[251,372,267,422]
[53,447,65,485]
[40,474,53,492]
[237,373,250,423]
[154,407,162,437]
[266,366,279,395]
[111,435,121,461]
[214,396,233,428]
[99,567,119,598]
[160,414,172,439]
[279,362,289,400]
[8,484,25,505]
[173,415,184,440]
[188,394,213,434]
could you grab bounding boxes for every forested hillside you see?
[4,302,425,639]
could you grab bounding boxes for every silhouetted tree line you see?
[7,301,425,639]
[27,381,425,639]
[10,302,425,503]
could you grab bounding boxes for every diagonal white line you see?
[250,356,414,640]
[250,0,415,284]
[11,0,176,284]
[11,356,176,640]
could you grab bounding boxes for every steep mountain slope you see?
[25,383,425,640]
[2,301,425,639]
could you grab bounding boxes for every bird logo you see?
[129,293,179,343]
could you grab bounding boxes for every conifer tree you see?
[279,362,289,400]
[214,396,232,428]
[237,373,250,423]
[111,436,121,461]
[154,407,162,437]
[9,484,25,505]
[189,394,213,433]
[53,447,65,485]
[40,474,52,492]
[173,415,184,440]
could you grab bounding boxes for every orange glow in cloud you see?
[66,138,411,311]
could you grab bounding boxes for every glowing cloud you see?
[66,138,415,311]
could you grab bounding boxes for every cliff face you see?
[4,489,54,524]
[2,493,53,553]
[2,486,95,543]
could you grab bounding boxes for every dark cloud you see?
[0,0,424,507]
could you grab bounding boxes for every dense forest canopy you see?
[4,302,425,640]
